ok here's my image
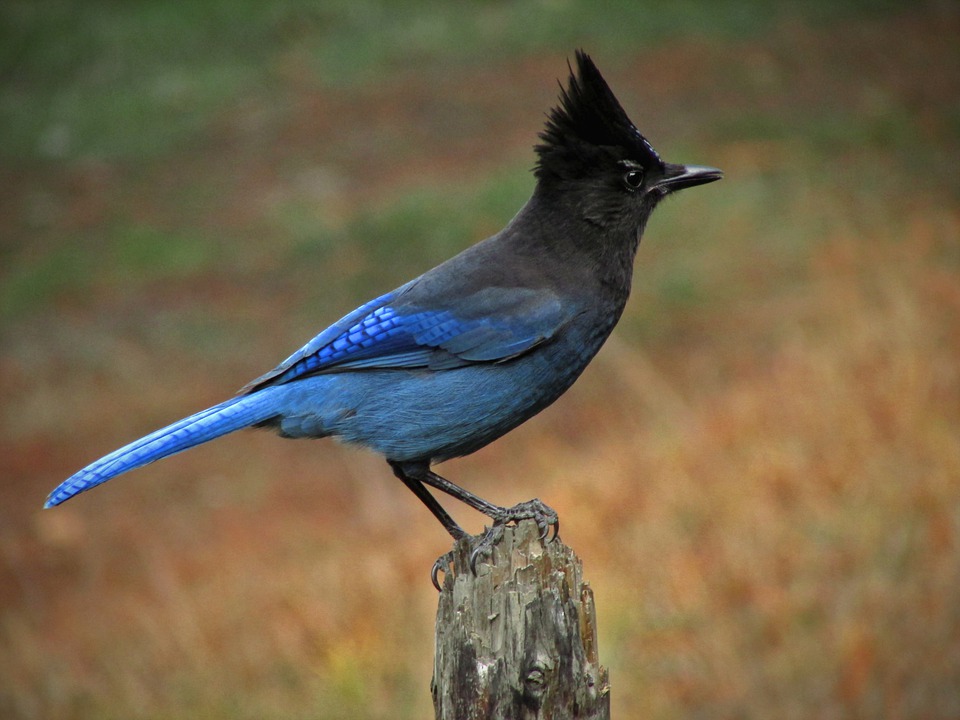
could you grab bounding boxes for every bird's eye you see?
[623,169,644,190]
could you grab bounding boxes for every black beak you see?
[654,163,723,193]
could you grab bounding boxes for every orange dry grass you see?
[5,203,957,719]
[569,209,960,718]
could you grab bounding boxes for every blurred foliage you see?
[2,1,959,719]
[2,0,905,160]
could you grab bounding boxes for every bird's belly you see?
[274,337,601,463]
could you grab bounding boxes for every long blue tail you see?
[45,390,282,508]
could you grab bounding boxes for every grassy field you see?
[2,1,959,718]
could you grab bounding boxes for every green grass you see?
[277,166,534,292]
[0,87,939,325]
[0,222,221,321]
[2,0,906,161]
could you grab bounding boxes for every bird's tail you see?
[44,389,283,508]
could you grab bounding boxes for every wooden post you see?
[432,520,610,719]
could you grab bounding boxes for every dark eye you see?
[623,169,644,190]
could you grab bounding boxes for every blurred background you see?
[2,1,959,718]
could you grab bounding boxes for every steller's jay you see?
[45,52,721,578]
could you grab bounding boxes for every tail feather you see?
[45,390,281,508]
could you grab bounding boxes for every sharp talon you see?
[538,521,549,540]
[491,499,559,542]
[468,523,504,574]
[444,501,561,581]
[431,551,454,591]
[546,517,560,542]
[469,546,482,575]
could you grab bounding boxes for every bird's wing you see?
[241,281,575,393]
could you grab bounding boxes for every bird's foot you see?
[469,498,560,574]
[431,550,455,592]
[496,498,560,541]
[430,500,560,590]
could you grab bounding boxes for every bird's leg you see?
[390,461,467,540]
[389,461,467,590]
[390,460,560,580]
[417,468,559,542]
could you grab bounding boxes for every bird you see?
[45,51,721,580]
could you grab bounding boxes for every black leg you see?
[390,460,470,590]
[390,460,559,542]
[421,469,503,518]
[389,459,560,586]
[389,460,466,541]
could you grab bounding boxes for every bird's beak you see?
[654,163,723,193]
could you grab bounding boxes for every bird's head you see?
[535,51,721,238]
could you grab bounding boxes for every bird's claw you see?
[468,523,505,574]
[469,498,559,574]
[496,498,560,542]
[431,550,455,591]
[539,511,560,542]
[431,499,560,589]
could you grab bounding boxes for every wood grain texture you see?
[433,521,610,719]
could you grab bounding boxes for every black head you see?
[535,51,721,232]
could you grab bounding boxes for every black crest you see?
[535,51,662,182]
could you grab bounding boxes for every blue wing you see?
[242,280,575,393]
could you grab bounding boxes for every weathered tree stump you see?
[432,520,610,719]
